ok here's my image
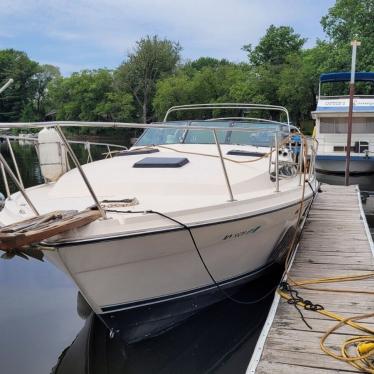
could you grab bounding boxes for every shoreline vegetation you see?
[0,0,373,138]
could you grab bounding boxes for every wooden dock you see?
[248,184,374,373]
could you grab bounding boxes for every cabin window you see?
[333,143,369,153]
[333,146,354,152]
[320,118,374,134]
[354,141,369,153]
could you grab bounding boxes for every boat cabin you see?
[312,72,374,157]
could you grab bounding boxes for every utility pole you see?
[345,40,361,186]
[0,79,13,94]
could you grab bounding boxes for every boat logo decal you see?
[223,225,261,240]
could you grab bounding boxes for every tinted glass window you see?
[320,118,374,134]
[136,121,188,146]
[184,121,231,144]
[136,120,288,146]
[229,122,288,147]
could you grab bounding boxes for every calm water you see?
[0,139,281,374]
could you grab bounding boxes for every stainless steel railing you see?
[0,119,316,219]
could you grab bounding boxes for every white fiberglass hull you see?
[316,155,374,175]
[316,154,374,188]
[45,197,311,312]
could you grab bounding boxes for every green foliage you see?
[183,57,232,72]
[3,6,374,133]
[29,64,61,121]
[47,69,134,122]
[153,64,249,120]
[0,49,39,121]
[321,0,374,70]
[116,35,182,123]
[243,25,306,66]
[0,50,61,123]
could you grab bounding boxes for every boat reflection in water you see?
[52,264,282,374]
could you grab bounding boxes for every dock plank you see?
[252,184,374,373]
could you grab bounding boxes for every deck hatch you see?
[133,157,189,168]
[227,149,265,157]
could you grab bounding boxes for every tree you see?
[183,57,232,72]
[35,65,61,113]
[276,41,337,125]
[25,64,61,121]
[47,69,135,129]
[321,0,374,70]
[0,49,39,122]
[116,35,182,123]
[153,64,249,120]
[243,25,306,66]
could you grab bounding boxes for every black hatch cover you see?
[133,157,189,168]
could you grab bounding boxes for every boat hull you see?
[316,155,374,188]
[46,197,312,342]
[98,261,283,343]
[316,155,374,175]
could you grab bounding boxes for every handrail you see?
[163,103,290,129]
[0,119,315,217]
[5,137,24,189]
[0,163,10,198]
[274,133,280,192]
[0,121,283,133]
[0,153,39,215]
[55,126,107,219]
[212,129,235,201]
[205,117,293,129]
[2,135,128,150]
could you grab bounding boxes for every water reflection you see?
[52,265,282,374]
[0,256,280,374]
[0,258,83,374]
[317,171,374,191]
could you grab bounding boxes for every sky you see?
[0,0,336,76]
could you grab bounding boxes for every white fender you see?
[37,128,68,182]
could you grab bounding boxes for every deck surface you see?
[254,184,374,373]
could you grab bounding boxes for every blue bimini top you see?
[320,72,374,83]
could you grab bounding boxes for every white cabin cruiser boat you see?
[312,72,374,187]
[0,104,317,342]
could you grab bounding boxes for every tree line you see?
[0,0,373,134]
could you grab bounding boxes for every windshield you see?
[229,122,288,147]
[135,120,289,147]
[184,121,230,144]
[136,121,188,146]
